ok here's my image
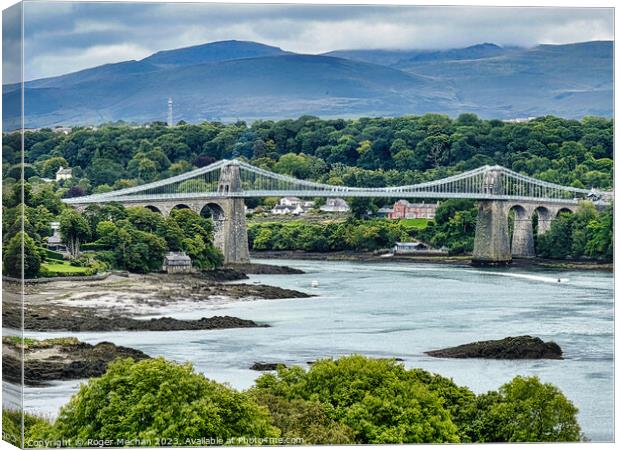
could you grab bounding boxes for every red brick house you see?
[387,200,438,220]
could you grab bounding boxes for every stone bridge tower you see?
[472,168,512,265]
[215,161,250,264]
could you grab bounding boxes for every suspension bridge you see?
[64,159,611,265]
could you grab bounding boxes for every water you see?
[16,259,614,442]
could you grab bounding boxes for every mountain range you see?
[2,39,613,129]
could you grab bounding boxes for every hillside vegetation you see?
[2,114,613,273]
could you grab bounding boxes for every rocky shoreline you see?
[251,250,612,272]
[3,266,311,333]
[3,337,150,386]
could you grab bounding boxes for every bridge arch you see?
[171,203,192,212]
[556,207,575,217]
[144,205,162,214]
[531,205,553,236]
[200,202,225,221]
[508,204,534,258]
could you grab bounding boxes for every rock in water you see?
[425,336,563,360]
[250,362,286,371]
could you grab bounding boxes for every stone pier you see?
[213,161,250,264]
[472,200,512,265]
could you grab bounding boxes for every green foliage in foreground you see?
[40,358,278,446]
[253,356,460,443]
[2,408,52,448]
[252,355,581,444]
[9,356,582,446]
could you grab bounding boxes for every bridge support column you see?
[511,213,535,258]
[473,200,512,265]
[215,161,250,264]
[216,198,250,264]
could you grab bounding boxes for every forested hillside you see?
[2,113,613,270]
[4,114,613,195]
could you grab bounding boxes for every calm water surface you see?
[14,259,614,441]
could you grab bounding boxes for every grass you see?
[42,262,87,273]
[41,261,91,275]
[3,336,79,349]
[398,218,432,229]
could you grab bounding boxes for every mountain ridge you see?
[3,39,612,130]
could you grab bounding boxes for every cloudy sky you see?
[10,2,615,81]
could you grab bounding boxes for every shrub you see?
[41,248,64,261]
[253,355,459,444]
[46,358,278,446]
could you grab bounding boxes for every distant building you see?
[388,200,437,220]
[46,222,66,252]
[279,196,301,207]
[53,126,72,135]
[162,252,192,273]
[272,204,305,215]
[393,241,448,255]
[376,206,394,218]
[55,166,73,181]
[271,197,314,215]
[502,117,536,123]
[320,198,350,213]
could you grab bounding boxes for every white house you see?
[280,196,302,207]
[271,204,305,215]
[271,197,314,215]
[320,198,350,213]
[56,166,73,181]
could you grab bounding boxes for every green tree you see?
[40,156,69,178]
[253,355,460,444]
[585,205,613,259]
[59,209,91,258]
[169,208,223,269]
[3,232,41,278]
[46,358,279,446]
[430,199,477,254]
[472,376,581,442]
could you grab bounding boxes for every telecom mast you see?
[167,98,173,126]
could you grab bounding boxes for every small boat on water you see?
[311,280,320,288]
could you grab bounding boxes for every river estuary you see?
[16,259,614,442]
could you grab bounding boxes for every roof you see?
[47,235,63,244]
[326,198,348,206]
[164,252,192,264]
[56,167,72,175]
[394,200,437,208]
